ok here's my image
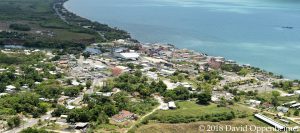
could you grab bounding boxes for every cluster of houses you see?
[2,39,286,132]
[160,101,177,110]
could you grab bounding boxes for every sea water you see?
[65,0,300,79]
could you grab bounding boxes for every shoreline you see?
[61,0,291,80]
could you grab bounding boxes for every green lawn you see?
[135,102,271,133]
[153,101,252,117]
[149,101,254,124]
[257,91,299,105]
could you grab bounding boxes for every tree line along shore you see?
[0,0,133,54]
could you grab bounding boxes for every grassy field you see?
[150,101,253,121]
[0,0,96,42]
[256,91,299,105]
[154,102,230,116]
[134,101,278,133]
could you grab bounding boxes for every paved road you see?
[53,3,69,24]
[4,111,53,133]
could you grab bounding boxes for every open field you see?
[149,101,254,122]
[132,101,284,133]
[0,0,96,43]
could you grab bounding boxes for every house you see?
[247,99,261,107]
[282,101,296,106]
[94,65,106,70]
[60,115,68,119]
[71,80,80,86]
[66,105,75,110]
[39,98,50,102]
[6,85,16,92]
[112,110,135,122]
[96,92,113,97]
[114,51,140,60]
[181,82,193,90]
[168,101,177,109]
[160,69,176,76]
[84,47,101,55]
[280,119,289,124]
[254,114,285,131]
[0,93,8,97]
[75,122,88,129]
[131,92,140,97]
[261,102,273,109]
[207,56,225,69]
[294,90,300,95]
[290,103,300,108]
[211,91,234,102]
[146,71,158,80]
[160,103,169,110]
[277,106,289,113]
[112,88,121,93]
[293,82,299,87]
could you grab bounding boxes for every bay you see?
[65,0,300,79]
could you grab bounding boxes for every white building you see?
[0,93,8,97]
[168,101,177,109]
[115,52,140,60]
[248,99,261,107]
[94,65,106,70]
[160,69,176,76]
[294,90,300,95]
[71,80,80,86]
[146,71,158,80]
[254,114,285,131]
[6,85,16,92]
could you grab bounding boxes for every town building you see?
[112,110,135,122]
[254,114,285,131]
[168,101,177,109]
[277,106,289,113]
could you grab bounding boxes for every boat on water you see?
[281,26,294,29]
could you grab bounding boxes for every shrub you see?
[9,24,31,31]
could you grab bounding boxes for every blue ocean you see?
[65,0,300,79]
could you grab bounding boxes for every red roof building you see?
[112,110,134,122]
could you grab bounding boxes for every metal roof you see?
[254,114,285,130]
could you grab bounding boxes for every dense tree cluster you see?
[54,90,158,124]
[169,70,189,83]
[64,86,81,97]
[164,86,190,101]
[34,80,62,99]
[113,71,167,97]
[272,81,293,91]
[150,111,236,123]
[7,116,21,129]
[0,31,28,40]
[0,52,44,65]
[0,92,48,117]
[21,128,50,133]
[197,71,223,84]
[9,24,31,31]
[197,91,212,105]
[221,64,242,73]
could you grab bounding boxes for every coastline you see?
[61,0,290,80]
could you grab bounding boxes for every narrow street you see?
[126,96,164,133]
[4,110,53,133]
